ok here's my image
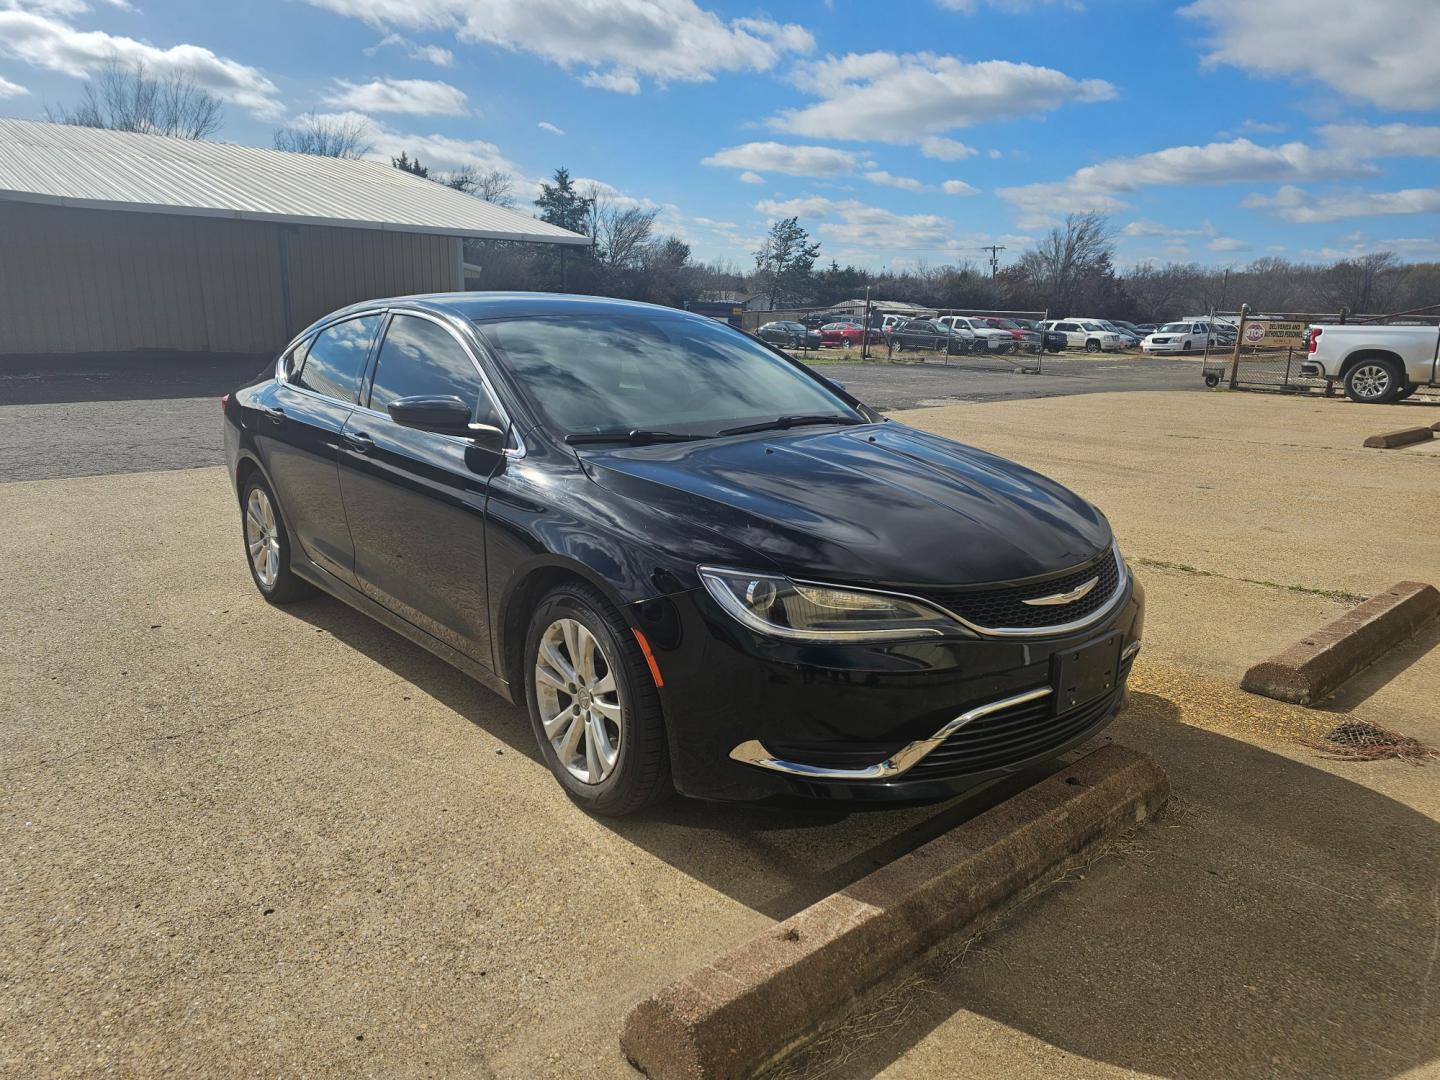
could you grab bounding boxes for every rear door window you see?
[295,315,382,402]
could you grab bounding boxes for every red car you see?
[819,322,884,348]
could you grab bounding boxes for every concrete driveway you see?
[3,388,1438,1079]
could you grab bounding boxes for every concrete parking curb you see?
[1363,426,1433,449]
[1241,581,1440,706]
[620,744,1170,1080]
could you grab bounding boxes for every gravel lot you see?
[4,387,1438,1078]
[0,350,1208,482]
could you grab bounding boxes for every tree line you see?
[49,61,1437,320]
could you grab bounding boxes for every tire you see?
[1085,339,1101,353]
[1397,383,1418,401]
[1182,341,1192,352]
[1344,357,1404,403]
[523,581,672,816]
[1204,373,1221,388]
[241,475,316,605]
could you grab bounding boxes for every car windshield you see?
[480,314,861,437]
[1158,323,1191,333]
[1080,321,1107,331]
[989,319,1023,329]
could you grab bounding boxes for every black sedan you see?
[224,294,1142,816]
[889,318,972,354]
[756,320,822,349]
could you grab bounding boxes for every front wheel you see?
[523,583,672,816]
[1085,339,1101,352]
[1344,358,1404,403]
[1397,383,1418,401]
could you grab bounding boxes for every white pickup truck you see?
[1300,322,1440,402]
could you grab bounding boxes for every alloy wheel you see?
[1351,363,1390,399]
[534,618,624,784]
[245,487,281,589]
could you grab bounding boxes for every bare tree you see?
[1318,251,1403,316]
[47,58,223,140]
[1015,212,1115,314]
[272,112,373,159]
[444,166,515,207]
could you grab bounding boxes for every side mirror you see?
[388,395,506,449]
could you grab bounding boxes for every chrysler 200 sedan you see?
[224,294,1143,816]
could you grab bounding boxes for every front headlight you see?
[698,567,956,642]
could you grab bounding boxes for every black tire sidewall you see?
[522,587,659,813]
[241,475,300,602]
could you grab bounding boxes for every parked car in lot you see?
[1043,320,1125,352]
[1099,321,1141,347]
[1141,321,1216,354]
[1301,321,1440,402]
[935,315,1014,353]
[224,294,1142,814]
[820,322,884,348]
[803,310,861,330]
[974,317,1045,353]
[757,320,822,350]
[888,318,973,354]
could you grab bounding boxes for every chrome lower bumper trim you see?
[728,685,1055,782]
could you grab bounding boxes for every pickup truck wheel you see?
[1085,339,1101,352]
[1344,358,1404,403]
[1397,383,1418,400]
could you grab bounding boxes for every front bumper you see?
[634,575,1144,802]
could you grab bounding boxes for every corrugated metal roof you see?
[0,117,590,245]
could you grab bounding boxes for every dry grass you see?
[1303,719,1440,764]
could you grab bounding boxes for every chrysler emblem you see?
[1022,576,1099,607]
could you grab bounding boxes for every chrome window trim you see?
[729,685,1056,781]
[276,305,524,458]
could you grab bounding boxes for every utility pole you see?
[981,244,1006,278]
[861,284,872,361]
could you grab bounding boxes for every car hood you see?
[580,423,1110,587]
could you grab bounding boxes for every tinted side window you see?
[296,315,381,402]
[369,314,488,419]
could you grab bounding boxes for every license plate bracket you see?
[1052,633,1123,714]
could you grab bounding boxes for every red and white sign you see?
[1244,323,1267,343]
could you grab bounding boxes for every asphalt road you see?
[0,351,1204,483]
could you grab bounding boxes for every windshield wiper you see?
[718,414,864,437]
[564,429,710,446]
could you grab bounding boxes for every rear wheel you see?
[1344,358,1404,403]
[523,582,672,816]
[241,476,315,604]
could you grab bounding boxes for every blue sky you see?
[2,0,1437,272]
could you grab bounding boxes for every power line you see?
[981,244,1007,277]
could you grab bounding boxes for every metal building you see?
[0,118,589,357]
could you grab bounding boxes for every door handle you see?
[343,430,375,454]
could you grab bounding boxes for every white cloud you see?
[987,148,1003,159]
[1242,184,1440,223]
[1182,0,1440,110]
[310,110,518,175]
[325,77,467,115]
[702,141,854,177]
[1120,219,1211,238]
[755,195,955,254]
[738,170,764,184]
[999,137,1367,226]
[941,179,979,196]
[1206,236,1249,252]
[919,135,976,160]
[864,170,924,191]
[306,0,814,92]
[0,9,284,118]
[0,74,27,97]
[366,32,454,66]
[769,52,1115,143]
[409,43,453,67]
[537,120,564,135]
[1319,122,1440,159]
[935,0,1082,10]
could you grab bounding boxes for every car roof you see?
[322,291,715,325]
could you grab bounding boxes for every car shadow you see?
[781,690,1440,1080]
[275,595,1440,1079]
